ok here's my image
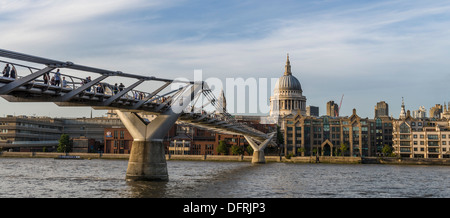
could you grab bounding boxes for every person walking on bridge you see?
[10,65,16,79]
[54,69,61,87]
[2,64,10,77]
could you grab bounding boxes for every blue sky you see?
[0,0,449,118]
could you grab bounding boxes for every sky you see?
[0,0,449,118]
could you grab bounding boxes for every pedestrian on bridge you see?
[2,64,10,77]
[113,83,119,94]
[43,71,50,84]
[54,69,61,87]
[85,76,92,92]
[10,65,16,79]
[62,77,68,88]
[96,84,104,93]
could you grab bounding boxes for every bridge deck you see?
[0,48,272,142]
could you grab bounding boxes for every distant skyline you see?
[0,0,449,118]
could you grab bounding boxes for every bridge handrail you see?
[0,58,173,105]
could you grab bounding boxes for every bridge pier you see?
[116,111,173,181]
[116,83,202,181]
[126,139,168,181]
[244,133,275,164]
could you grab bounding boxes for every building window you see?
[428,135,439,140]
[120,130,124,139]
[400,123,410,133]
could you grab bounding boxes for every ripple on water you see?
[2,158,450,197]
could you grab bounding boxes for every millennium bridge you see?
[0,48,275,181]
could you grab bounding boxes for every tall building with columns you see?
[269,55,307,118]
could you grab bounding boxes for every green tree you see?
[231,145,244,155]
[339,143,348,157]
[297,147,305,156]
[276,125,284,145]
[246,145,254,155]
[217,140,228,155]
[57,134,72,153]
[382,144,393,157]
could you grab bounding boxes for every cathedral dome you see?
[276,74,302,91]
[275,54,302,92]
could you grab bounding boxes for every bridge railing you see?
[0,58,175,108]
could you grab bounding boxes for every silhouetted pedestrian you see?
[2,64,10,77]
[54,69,61,87]
[10,65,16,79]
[113,83,119,94]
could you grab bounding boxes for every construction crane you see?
[338,94,344,116]
[334,94,344,117]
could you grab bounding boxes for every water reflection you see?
[2,158,450,198]
[126,181,170,198]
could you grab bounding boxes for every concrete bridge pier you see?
[116,111,177,181]
[116,83,202,181]
[244,133,275,164]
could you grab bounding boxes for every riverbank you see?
[0,151,359,163]
[2,151,450,165]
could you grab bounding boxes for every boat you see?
[54,155,83,160]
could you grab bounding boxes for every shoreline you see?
[2,151,450,166]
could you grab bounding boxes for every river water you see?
[1,157,450,198]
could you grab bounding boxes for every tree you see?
[231,145,244,155]
[297,147,305,156]
[276,125,284,145]
[382,144,393,157]
[57,134,72,153]
[217,140,228,155]
[246,145,254,155]
[339,143,348,156]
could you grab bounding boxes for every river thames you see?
[1,157,450,198]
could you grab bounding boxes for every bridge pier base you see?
[126,140,168,181]
[251,150,266,164]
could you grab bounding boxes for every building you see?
[0,115,123,152]
[374,101,389,118]
[282,108,391,157]
[399,98,407,119]
[373,116,393,154]
[104,127,133,154]
[306,105,319,117]
[392,112,450,158]
[0,115,63,152]
[326,101,339,117]
[412,106,427,119]
[442,103,450,119]
[429,104,443,119]
[269,54,307,119]
[72,137,98,153]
